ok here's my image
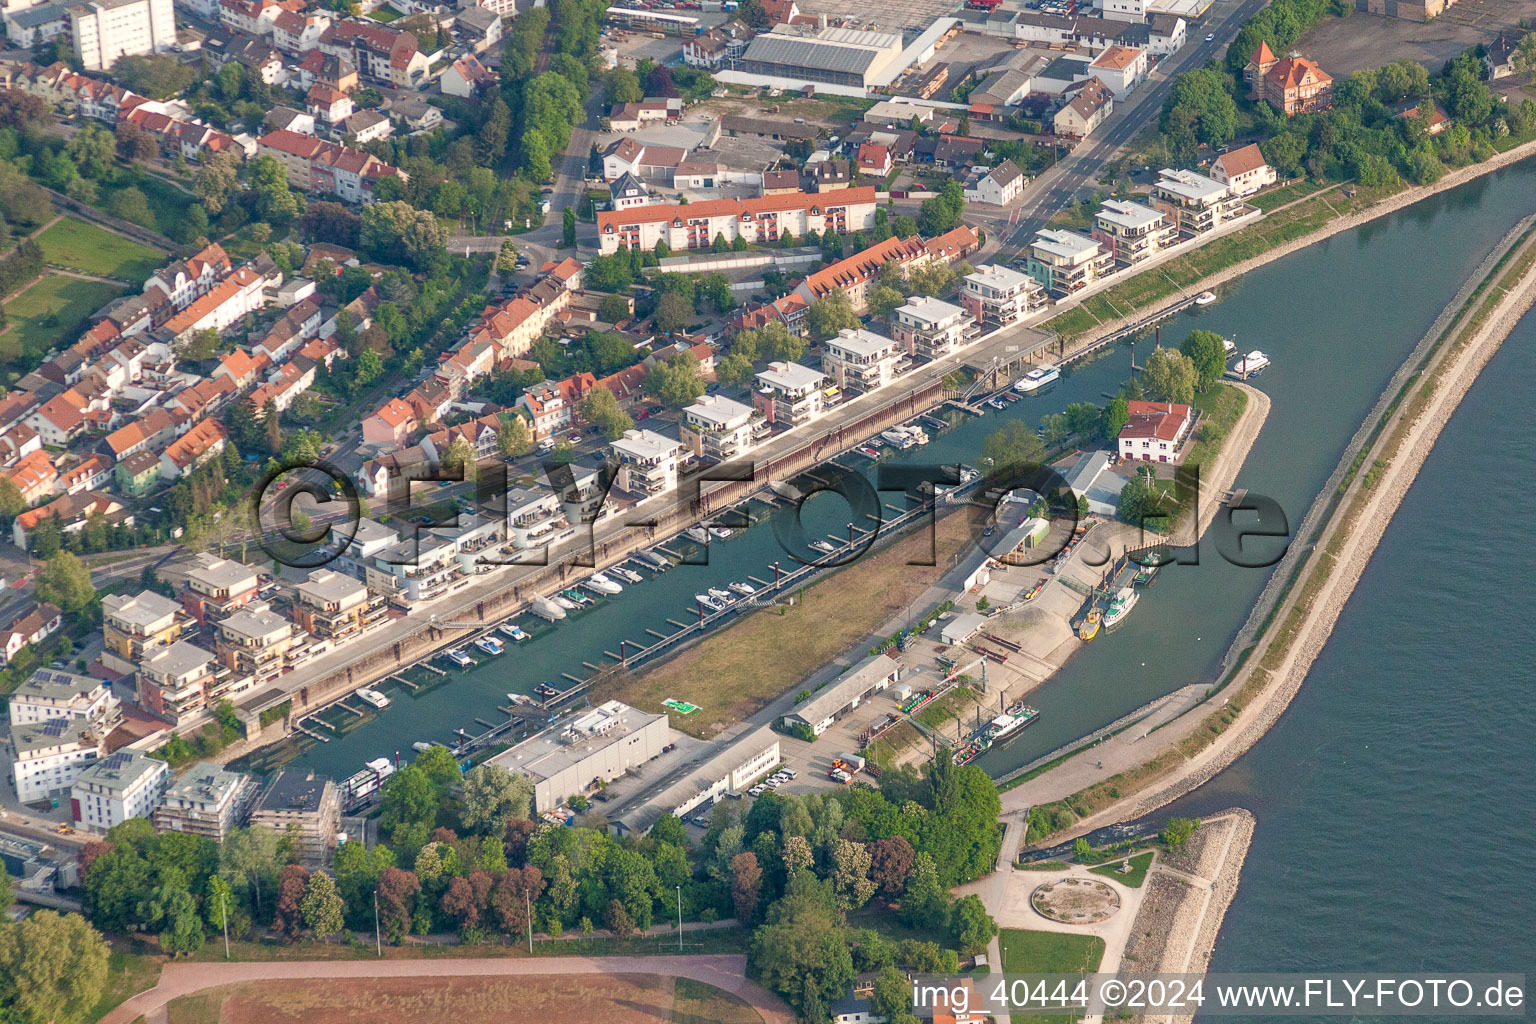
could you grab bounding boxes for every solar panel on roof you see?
[41,719,69,736]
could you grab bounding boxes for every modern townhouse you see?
[596,187,879,255]
[610,429,683,501]
[753,361,826,427]
[1151,168,1248,237]
[821,328,904,393]
[1092,199,1178,267]
[891,297,976,361]
[959,264,1047,328]
[1025,229,1115,296]
[680,394,759,461]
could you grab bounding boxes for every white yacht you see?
[1232,350,1270,378]
[552,593,578,610]
[475,636,505,656]
[1015,365,1061,393]
[446,648,473,667]
[685,526,710,543]
[1102,586,1140,629]
[1195,291,1217,306]
[729,581,756,596]
[586,573,623,595]
[500,623,530,642]
[531,595,566,620]
[355,688,389,709]
[695,593,723,612]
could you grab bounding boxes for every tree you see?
[604,898,635,938]
[108,187,154,227]
[643,352,704,409]
[35,552,93,614]
[730,851,762,924]
[1179,330,1227,390]
[562,206,577,247]
[653,291,693,334]
[376,867,420,944]
[0,911,110,1024]
[830,839,877,910]
[1118,464,1170,530]
[440,871,491,935]
[869,966,914,1024]
[1162,816,1201,852]
[300,871,345,942]
[360,201,448,273]
[273,864,310,941]
[1143,347,1198,405]
[0,476,24,519]
[805,292,859,340]
[580,385,634,440]
[868,836,914,898]
[498,415,532,457]
[441,435,479,484]
[1101,395,1130,439]
[897,852,949,928]
[496,239,520,274]
[867,283,905,318]
[983,421,1044,475]
[948,894,997,955]
[748,880,855,1024]
[491,866,544,937]
[460,763,533,834]
[1159,67,1237,159]
[716,349,755,388]
[916,181,965,236]
[248,156,298,223]
[596,293,631,324]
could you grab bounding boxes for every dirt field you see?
[1296,1,1536,76]
[162,975,764,1024]
[602,504,986,737]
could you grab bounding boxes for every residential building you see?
[961,159,1025,206]
[517,373,594,438]
[160,418,228,480]
[1087,44,1146,99]
[70,750,167,832]
[180,553,260,623]
[12,491,131,551]
[753,361,826,427]
[487,700,669,813]
[291,569,385,642]
[1117,399,1193,462]
[137,640,233,723]
[821,328,903,392]
[342,109,391,143]
[1092,199,1178,266]
[1054,78,1114,138]
[318,20,430,88]
[596,187,879,255]
[101,590,192,676]
[680,394,757,461]
[152,761,257,842]
[116,449,163,496]
[1025,229,1115,296]
[215,605,310,686]
[0,603,62,666]
[65,0,176,71]
[362,397,419,448]
[782,653,899,735]
[257,129,404,203]
[610,429,682,500]
[1245,43,1332,115]
[160,267,266,342]
[306,82,353,123]
[959,264,1046,328]
[891,297,975,360]
[8,667,120,732]
[9,717,104,804]
[791,234,936,313]
[1152,168,1247,237]
[441,52,496,96]
[503,486,574,551]
[1209,143,1277,196]
[249,770,341,868]
[453,7,501,53]
[610,171,650,211]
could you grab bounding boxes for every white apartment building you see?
[596,187,878,255]
[1092,200,1178,267]
[71,750,168,832]
[1152,168,1247,237]
[10,717,103,804]
[65,0,176,72]
[1025,229,1116,297]
[610,429,682,500]
[821,328,903,393]
[152,760,256,842]
[680,394,758,461]
[959,265,1046,328]
[753,361,826,427]
[891,297,975,361]
[504,486,575,551]
[8,667,121,731]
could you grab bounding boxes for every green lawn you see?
[0,273,124,375]
[86,950,164,1024]
[1089,850,1154,888]
[34,217,164,280]
[999,929,1107,1024]
[366,6,402,20]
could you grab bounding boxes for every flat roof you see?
[101,590,182,629]
[965,263,1035,291]
[741,29,898,78]
[827,327,899,358]
[1156,167,1228,202]
[295,568,367,605]
[184,554,259,590]
[756,360,826,391]
[163,761,251,804]
[142,640,216,678]
[611,428,681,461]
[254,769,332,814]
[73,750,163,794]
[1032,228,1103,260]
[896,295,966,325]
[683,393,754,428]
[489,700,665,785]
[1096,199,1166,230]
[11,717,96,756]
[12,667,106,705]
[219,607,292,640]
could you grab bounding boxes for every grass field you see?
[600,505,985,737]
[160,975,763,1024]
[0,273,123,374]
[367,6,402,19]
[33,217,164,280]
[999,929,1106,1024]
[88,949,164,1024]
[1088,850,1154,888]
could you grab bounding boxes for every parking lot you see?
[1296,0,1536,76]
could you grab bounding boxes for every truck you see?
[836,753,867,773]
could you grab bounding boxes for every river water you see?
[268,160,1536,797]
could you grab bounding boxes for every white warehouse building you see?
[489,700,670,813]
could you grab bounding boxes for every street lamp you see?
[676,885,683,952]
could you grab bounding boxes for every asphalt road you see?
[1003,0,1270,251]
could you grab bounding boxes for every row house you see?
[596,187,879,255]
[167,374,236,422]
[419,412,504,464]
[213,348,272,391]
[122,105,244,162]
[753,361,826,427]
[252,297,323,365]
[594,363,648,410]
[434,339,496,395]
[257,129,405,203]
[60,454,113,495]
[105,405,180,462]
[1054,78,1114,138]
[1151,168,1248,237]
[821,328,904,393]
[1092,199,1178,267]
[361,396,418,448]
[213,34,287,86]
[1025,228,1115,296]
[144,244,234,313]
[246,361,315,418]
[101,589,192,676]
[680,394,758,461]
[219,0,295,36]
[730,292,809,338]
[24,389,89,447]
[160,267,267,343]
[0,421,43,463]
[959,264,1046,328]
[0,603,62,667]
[3,448,58,505]
[271,8,331,52]
[891,297,976,361]
[610,429,683,501]
[317,20,431,89]
[11,491,130,551]
[291,569,385,643]
[294,50,359,94]
[792,234,937,314]
[116,450,161,496]
[159,417,228,480]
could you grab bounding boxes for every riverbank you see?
[1012,215,1536,840]
[1043,140,1536,352]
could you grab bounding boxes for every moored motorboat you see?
[552,593,578,610]
[475,636,505,656]
[729,581,756,596]
[1231,350,1270,378]
[1014,364,1060,393]
[858,445,881,458]
[695,594,723,612]
[1102,586,1139,629]
[446,648,473,667]
[531,595,566,620]
[500,623,530,641]
[640,549,670,569]
[612,566,643,584]
[586,573,623,595]
[1194,290,1217,305]
[708,586,733,602]
[708,525,732,540]
[1077,610,1101,641]
[685,526,710,543]
[987,397,1008,410]
[412,741,434,753]
[810,539,837,553]
[355,687,389,709]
